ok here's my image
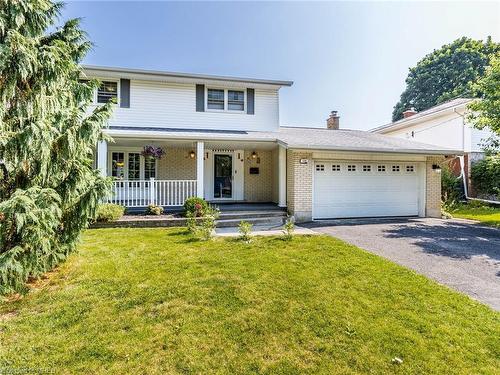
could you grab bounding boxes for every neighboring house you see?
[370,98,493,197]
[84,65,457,222]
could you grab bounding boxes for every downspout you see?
[454,108,469,199]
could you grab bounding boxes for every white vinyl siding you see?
[99,80,279,132]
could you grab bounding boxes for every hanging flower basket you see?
[141,145,164,159]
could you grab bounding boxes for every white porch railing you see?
[108,178,197,207]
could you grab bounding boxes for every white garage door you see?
[313,161,421,219]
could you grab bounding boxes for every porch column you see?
[196,141,204,198]
[278,145,286,207]
[97,140,107,177]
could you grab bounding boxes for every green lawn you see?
[1,229,499,374]
[451,203,500,227]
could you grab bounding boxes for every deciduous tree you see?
[392,37,499,121]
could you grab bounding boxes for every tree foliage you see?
[467,54,500,139]
[392,37,500,121]
[0,0,113,294]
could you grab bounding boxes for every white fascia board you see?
[82,65,293,89]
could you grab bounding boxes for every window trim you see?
[205,87,246,113]
[83,77,120,106]
[107,147,158,180]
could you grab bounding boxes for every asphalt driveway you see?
[304,218,500,311]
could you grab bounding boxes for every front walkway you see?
[304,218,500,311]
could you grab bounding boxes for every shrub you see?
[96,204,125,222]
[184,197,209,217]
[282,217,295,240]
[238,221,253,242]
[190,205,220,241]
[146,204,164,216]
[441,165,463,203]
[186,216,197,234]
[471,155,500,198]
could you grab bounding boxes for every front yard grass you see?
[1,228,499,374]
[451,202,500,227]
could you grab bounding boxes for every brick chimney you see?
[403,107,418,118]
[326,110,340,129]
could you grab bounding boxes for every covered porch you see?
[96,136,287,209]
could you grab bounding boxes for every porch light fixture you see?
[432,164,441,172]
[189,150,195,159]
[251,151,257,159]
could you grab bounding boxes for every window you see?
[97,81,118,103]
[362,165,371,172]
[332,164,341,171]
[406,165,415,173]
[207,89,225,110]
[228,90,244,111]
[347,165,356,172]
[378,165,386,172]
[128,153,140,180]
[392,165,400,172]
[315,164,325,171]
[111,152,125,179]
[145,157,156,180]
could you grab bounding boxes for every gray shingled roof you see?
[371,98,473,133]
[108,126,459,155]
[275,127,459,154]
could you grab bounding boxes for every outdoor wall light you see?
[432,164,441,172]
[251,151,257,159]
[189,150,195,159]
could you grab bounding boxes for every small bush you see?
[146,204,164,215]
[95,204,125,222]
[282,217,295,240]
[192,205,220,241]
[441,166,463,203]
[186,216,197,234]
[471,155,500,199]
[238,221,253,242]
[184,197,209,217]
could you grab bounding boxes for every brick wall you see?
[426,156,444,218]
[286,150,313,222]
[244,150,275,202]
[157,148,196,180]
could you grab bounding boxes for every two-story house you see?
[85,65,457,222]
[370,98,493,197]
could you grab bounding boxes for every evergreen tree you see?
[392,37,499,121]
[0,0,113,294]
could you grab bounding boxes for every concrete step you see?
[218,210,287,220]
[216,216,285,228]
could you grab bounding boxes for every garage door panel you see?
[313,161,420,219]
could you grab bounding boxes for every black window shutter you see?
[247,88,255,115]
[196,84,205,112]
[120,79,130,108]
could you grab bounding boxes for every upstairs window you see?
[97,81,118,103]
[228,90,244,111]
[207,89,225,110]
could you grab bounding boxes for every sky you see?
[61,1,499,130]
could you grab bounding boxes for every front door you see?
[214,154,233,199]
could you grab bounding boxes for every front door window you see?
[214,154,232,198]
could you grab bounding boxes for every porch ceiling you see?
[111,137,277,151]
